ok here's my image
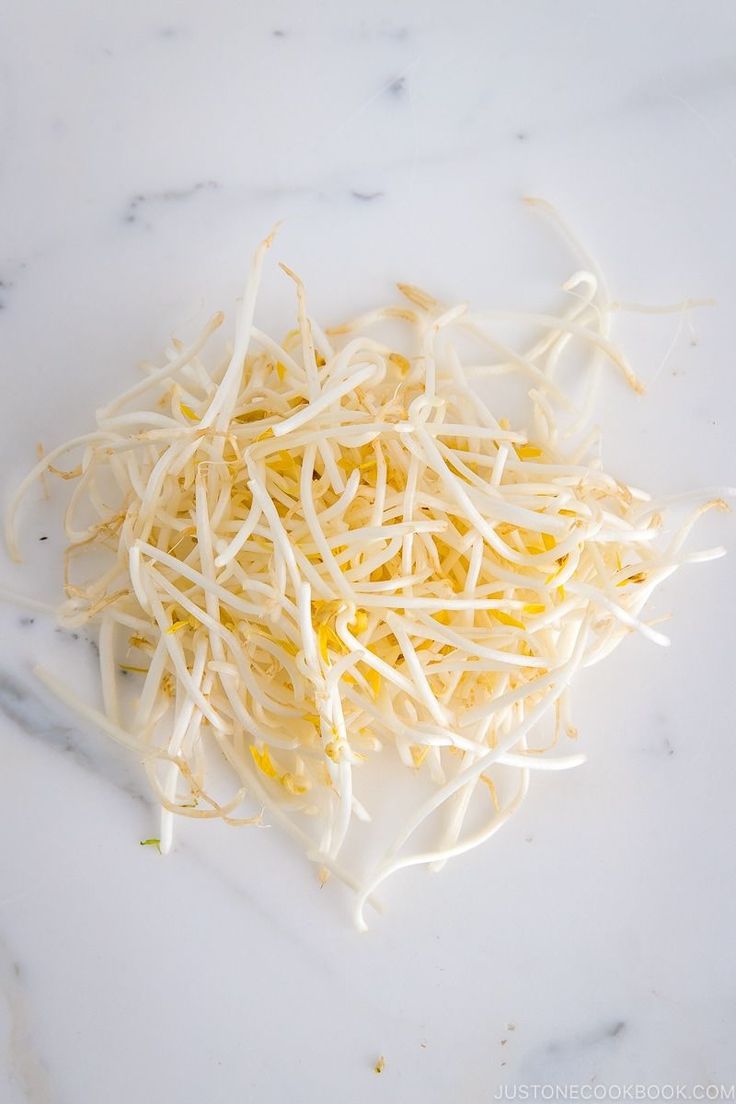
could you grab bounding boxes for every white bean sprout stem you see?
[5,202,729,928]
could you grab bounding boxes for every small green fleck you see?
[140,838,161,852]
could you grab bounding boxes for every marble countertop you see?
[1,2,735,1101]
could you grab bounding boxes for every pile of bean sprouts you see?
[5,200,728,929]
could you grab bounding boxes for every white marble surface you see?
[1,2,736,1101]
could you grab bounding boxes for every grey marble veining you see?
[122,181,221,227]
[0,937,52,1104]
[0,663,150,808]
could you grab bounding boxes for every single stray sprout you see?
[5,201,730,930]
[374,1056,386,1074]
[140,838,161,851]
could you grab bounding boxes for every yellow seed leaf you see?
[349,609,368,634]
[318,624,330,664]
[281,772,309,796]
[523,603,545,615]
[617,571,646,587]
[327,626,347,654]
[250,745,278,779]
[388,352,411,374]
[179,402,199,421]
[490,610,525,630]
[311,599,341,621]
[364,666,381,700]
[166,619,190,635]
[221,611,237,633]
[283,448,300,470]
[410,745,429,768]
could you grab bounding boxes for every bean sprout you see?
[5,204,728,928]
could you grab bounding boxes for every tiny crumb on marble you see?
[374,1056,385,1074]
[388,76,406,97]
